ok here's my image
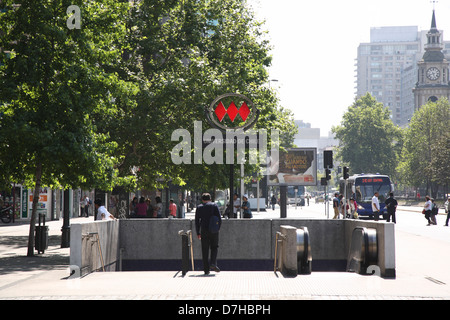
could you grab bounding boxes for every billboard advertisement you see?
[28,187,52,219]
[268,148,317,186]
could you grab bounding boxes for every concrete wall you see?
[70,220,120,277]
[272,219,346,265]
[70,218,395,278]
[118,219,275,271]
[119,219,191,260]
[117,218,395,277]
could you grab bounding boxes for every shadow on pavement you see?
[0,234,69,274]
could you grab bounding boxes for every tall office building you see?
[355,10,450,127]
[355,26,422,127]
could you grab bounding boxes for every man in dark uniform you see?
[384,192,398,223]
[195,193,222,275]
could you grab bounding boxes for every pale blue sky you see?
[247,0,450,135]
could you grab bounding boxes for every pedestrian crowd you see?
[332,192,364,220]
[79,194,180,221]
[224,193,253,219]
[331,191,398,222]
[129,196,175,218]
[81,191,450,228]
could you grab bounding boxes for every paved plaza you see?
[0,204,449,300]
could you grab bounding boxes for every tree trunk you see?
[27,162,43,257]
[431,182,439,200]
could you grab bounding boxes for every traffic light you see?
[343,166,349,179]
[323,150,333,169]
[325,168,331,180]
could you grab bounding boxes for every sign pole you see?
[280,185,287,218]
[240,163,244,218]
[229,163,234,218]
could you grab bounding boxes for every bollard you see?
[178,230,194,276]
[279,226,298,277]
[278,226,312,277]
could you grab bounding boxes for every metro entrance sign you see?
[205,93,260,217]
[205,93,259,132]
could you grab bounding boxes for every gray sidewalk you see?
[0,215,449,300]
[1,261,450,300]
[2,269,450,300]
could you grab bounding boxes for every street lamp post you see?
[268,79,278,87]
[61,189,70,248]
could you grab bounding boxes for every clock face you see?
[427,67,440,80]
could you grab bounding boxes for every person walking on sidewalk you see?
[271,194,277,210]
[241,194,252,219]
[371,192,380,221]
[423,196,433,226]
[169,199,177,218]
[349,197,358,219]
[83,196,90,217]
[384,192,398,223]
[233,193,241,218]
[430,198,438,225]
[195,193,222,275]
[332,193,340,219]
[445,196,450,226]
[135,196,147,218]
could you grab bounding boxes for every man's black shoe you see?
[210,265,220,273]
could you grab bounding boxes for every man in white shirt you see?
[94,199,115,220]
[371,192,380,221]
[83,196,90,217]
[424,195,433,226]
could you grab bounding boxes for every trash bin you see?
[35,213,49,254]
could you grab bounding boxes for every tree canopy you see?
[332,93,403,178]
[0,0,134,255]
[397,98,450,198]
[99,0,297,191]
[0,0,297,199]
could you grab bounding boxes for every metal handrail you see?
[82,232,105,272]
[273,232,286,273]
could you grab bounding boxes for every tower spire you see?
[431,8,437,30]
[430,0,438,27]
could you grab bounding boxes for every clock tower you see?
[413,10,450,109]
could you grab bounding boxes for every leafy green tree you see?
[332,93,403,177]
[398,98,450,198]
[106,0,296,191]
[0,0,298,259]
[0,0,129,255]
